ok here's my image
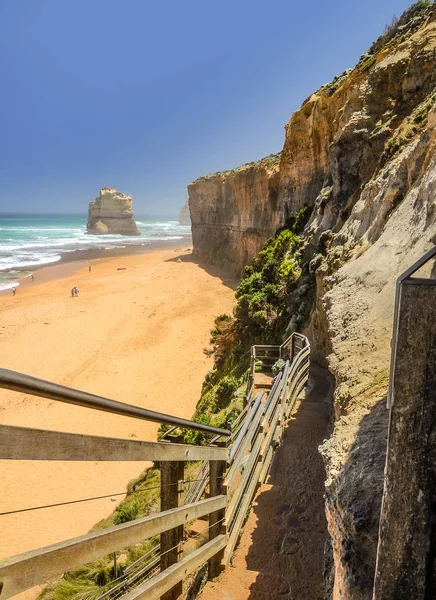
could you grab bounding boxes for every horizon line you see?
[0,212,180,218]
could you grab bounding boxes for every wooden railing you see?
[226,336,310,562]
[0,333,310,600]
[247,331,309,400]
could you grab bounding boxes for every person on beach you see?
[12,287,16,296]
[31,274,34,282]
[75,286,79,296]
[89,266,91,273]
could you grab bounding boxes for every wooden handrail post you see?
[160,461,184,600]
[208,459,227,579]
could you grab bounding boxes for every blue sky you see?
[0,0,413,216]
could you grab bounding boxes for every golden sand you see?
[0,247,236,562]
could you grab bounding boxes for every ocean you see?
[0,214,191,291]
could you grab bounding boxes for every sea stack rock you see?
[86,188,140,235]
[178,201,191,226]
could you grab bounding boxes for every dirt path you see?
[201,365,334,600]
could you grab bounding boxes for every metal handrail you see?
[0,333,311,600]
[387,245,436,408]
[0,368,231,437]
[253,345,281,349]
[248,333,309,405]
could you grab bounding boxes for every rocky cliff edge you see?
[188,153,282,272]
[188,3,436,598]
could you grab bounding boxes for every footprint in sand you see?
[279,533,300,555]
[288,516,301,528]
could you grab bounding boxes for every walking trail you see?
[201,365,335,600]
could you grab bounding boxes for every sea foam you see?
[0,215,191,289]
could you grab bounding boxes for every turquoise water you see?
[0,214,191,290]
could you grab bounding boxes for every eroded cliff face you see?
[316,120,436,599]
[189,4,436,598]
[87,187,140,235]
[188,154,282,272]
[189,5,436,274]
[306,13,436,596]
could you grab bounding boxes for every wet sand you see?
[0,238,192,295]
[0,247,237,568]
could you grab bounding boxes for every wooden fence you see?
[246,332,308,401]
[0,332,310,600]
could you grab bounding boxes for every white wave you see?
[1,236,133,251]
[0,217,192,282]
[0,254,61,270]
[0,234,188,255]
[136,220,179,227]
[0,281,20,291]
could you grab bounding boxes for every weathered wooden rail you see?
[0,332,310,600]
[246,331,307,398]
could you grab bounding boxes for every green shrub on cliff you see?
[234,220,303,345]
[39,463,198,600]
[181,206,314,444]
[113,502,139,525]
[215,375,240,408]
[366,1,433,56]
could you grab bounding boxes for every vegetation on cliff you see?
[39,465,199,600]
[38,3,436,598]
[234,206,311,341]
[307,1,434,102]
[176,206,316,445]
[234,229,301,343]
[194,152,281,182]
[368,0,433,55]
[354,1,435,84]
[383,90,436,162]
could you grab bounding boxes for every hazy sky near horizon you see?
[0,0,413,216]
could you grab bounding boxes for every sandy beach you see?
[0,247,237,567]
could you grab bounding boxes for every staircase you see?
[201,365,333,600]
[0,333,310,600]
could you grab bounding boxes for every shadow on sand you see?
[165,252,239,291]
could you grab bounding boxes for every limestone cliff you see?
[86,188,140,235]
[189,3,436,598]
[178,201,191,225]
[188,154,282,272]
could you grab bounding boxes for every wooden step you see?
[254,373,274,390]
